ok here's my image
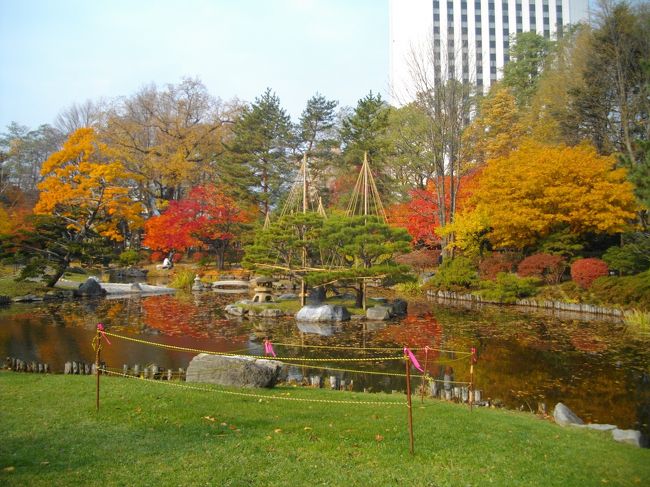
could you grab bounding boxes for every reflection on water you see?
[0,291,648,434]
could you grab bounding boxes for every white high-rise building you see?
[389,0,590,104]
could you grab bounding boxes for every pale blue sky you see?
[0,0,388,129]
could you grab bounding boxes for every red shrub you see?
[571,258,609,289]
[517,253,566,284]
[150,251,166,263]
[172,253,183,263]
[395,249,441,272]
[479,252,518,280]
[191,252,205,262]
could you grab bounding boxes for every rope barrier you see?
[102,369,406,406]
[268,341,471,355]
[103,331,404,363]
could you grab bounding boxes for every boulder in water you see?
[295,304,350,322]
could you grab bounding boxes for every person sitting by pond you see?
[156,257,172,270]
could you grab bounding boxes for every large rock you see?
[553,402,584,426]
[75,277,106,297]
[186,353,283,388]
[390,298,408,316]
[225,304,247,316]
[366,305,392,321]
[258,308,284,318]
[295,304,350,322]
[611,428,646,448]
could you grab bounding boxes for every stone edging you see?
[427,290,623,317]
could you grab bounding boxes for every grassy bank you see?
[1,373,648,486]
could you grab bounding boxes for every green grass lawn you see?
[1,373,648,486]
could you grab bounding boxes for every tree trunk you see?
[46,256,70,288]
[355,283,364,309]
[216,247,225,270]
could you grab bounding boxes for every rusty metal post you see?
[405,355,414,455]
[469,347,476,412]
[94,328,102,412]
[420,347,429,404]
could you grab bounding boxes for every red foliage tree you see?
[143,185,250,269]
[479,252,519,281]
[388,172,479,247]
[517,253,566,284]
[571,258,609,289]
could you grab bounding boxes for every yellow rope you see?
[103,331,404,363]
[270,341,472,355]
[103,370,406,406]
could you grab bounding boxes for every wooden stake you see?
[405,355,415,455]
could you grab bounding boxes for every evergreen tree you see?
[226,88,293,216]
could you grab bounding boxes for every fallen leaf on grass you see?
[303,427,312,431]
[274,428,282,433]
[375,435,384,442]
[3,467,15,472]
[202,416,216,422]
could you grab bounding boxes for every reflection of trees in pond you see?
[141,294,248,340]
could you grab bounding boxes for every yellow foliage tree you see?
[462,141,637,249]
[36,127,143,240]
[462,87,525,167]
[33,128,143,284]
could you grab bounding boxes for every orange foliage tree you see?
[451,141,638,251]
[32,128,143,285]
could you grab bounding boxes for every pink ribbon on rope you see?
[471,347,477,364]
[97,323,111,345]
[403,347,423,372]
[264,339,276,357]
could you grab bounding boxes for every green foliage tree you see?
[297,93,339,203]
[339,92,390,165]
[228,88,293,216]
[603,232,650,275]
[502,32,555,108]
[427,256,479,291]
[384,103,434,197]
[306,215,411,308]
[243,212,325,273]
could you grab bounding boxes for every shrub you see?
[395,249,441,272]
[171,253,183,263]
[170,269,195,290]
[192,252,205,262]
[590,270,650,310]
[571,258,609,289]
[517,253,566,285]
[118,249,140,267]
[479,252,518,281]
[478,272,540,304]
[150,251,165,263]
[602,233,650,275]
[427,257,478,291]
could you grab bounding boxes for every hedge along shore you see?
[428,290,623,317]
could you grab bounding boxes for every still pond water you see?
[1,290,648,434]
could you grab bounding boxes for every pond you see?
[1,290,648,435]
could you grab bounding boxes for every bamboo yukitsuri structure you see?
[278,154,327,306]
[254,151,389,310]
[344,151,389,310]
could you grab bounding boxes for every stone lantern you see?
[252,277,274,303]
